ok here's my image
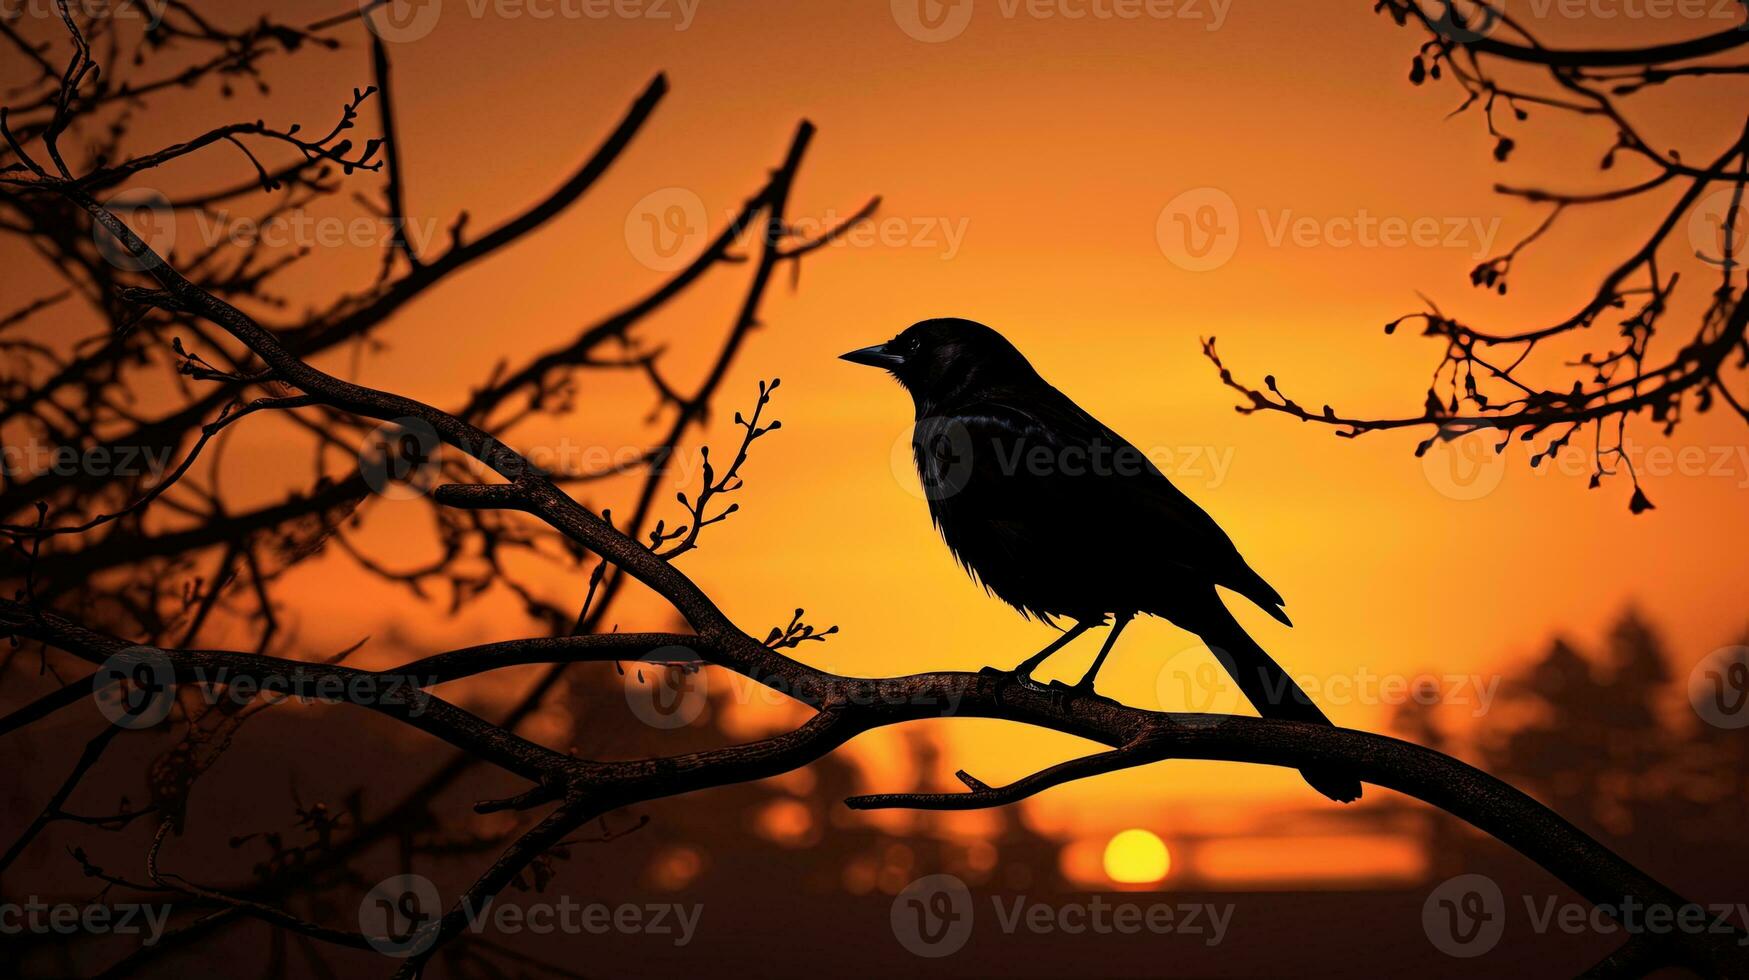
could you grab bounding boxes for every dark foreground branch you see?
[3,596,1744,977]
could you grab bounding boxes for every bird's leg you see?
[1070,611,1135,694]
[1011,618,1096,683]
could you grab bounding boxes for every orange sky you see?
[8,0,1748,856]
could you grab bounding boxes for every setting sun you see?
[1103,829,1171,886]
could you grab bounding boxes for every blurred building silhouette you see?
[557,652,1069,899]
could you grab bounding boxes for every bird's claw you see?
[1013,670,1054,695]
[1009,677,1078,710]
[1036,677,1100,703]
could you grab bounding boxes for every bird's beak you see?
[839,342,905,369]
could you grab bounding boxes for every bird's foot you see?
[979,663,1039,683]
[1012,669,1055,696]
[1014,679,1069,711]
[1002,651,1058,693]
[999,666,1067,706]
[1067,678,1100,698]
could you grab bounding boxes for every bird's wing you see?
[975,386,1291,623]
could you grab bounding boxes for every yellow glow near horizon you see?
[1102,829,1171,885]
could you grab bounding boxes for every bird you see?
[841,317,1361,803]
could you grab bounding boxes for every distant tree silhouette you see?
[1479,615,1681,837]
[1399,608,1749,895]
[1684,637,1749,819]
[1483,637,1616,827]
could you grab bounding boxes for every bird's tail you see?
[1192,605,1362,804]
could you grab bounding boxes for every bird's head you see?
[839,318,1038,403]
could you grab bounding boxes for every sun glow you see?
[1102,829,1171,885]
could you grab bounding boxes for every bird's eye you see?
[904,336,923,354]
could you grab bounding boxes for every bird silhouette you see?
[842,317,1360,803]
